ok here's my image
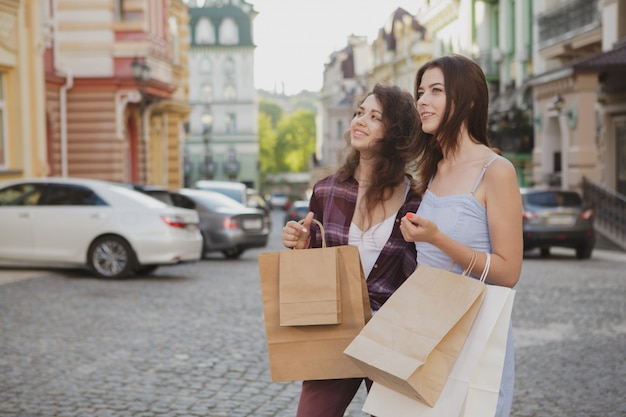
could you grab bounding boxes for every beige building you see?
[42,0,190,188]
[0,0,48,182]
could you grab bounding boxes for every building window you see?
[196,17,215,44]
[223,84,237,101]
[224,57,235,76]
[225,113,236,133]
[199,57,212,73]
[0,72,6,169]
[169,17,180,64]
[219,17,239,45]
[201,84,213,102]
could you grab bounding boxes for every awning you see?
[572,41,626,73]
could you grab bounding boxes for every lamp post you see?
[131,57,151,183]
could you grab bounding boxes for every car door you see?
[0,182,45,260]
[29,183,112,263]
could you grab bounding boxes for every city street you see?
[1,210,625,417]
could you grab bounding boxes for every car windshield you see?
[525,191,582,207]
[184,191,245,211]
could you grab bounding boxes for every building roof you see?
[188,1,255,46]
[382,8,426,51]
[572,40,626,73]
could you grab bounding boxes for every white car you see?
[0,178,202,278]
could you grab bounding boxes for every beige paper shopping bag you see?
[259,244,371,381]
[278,221,342,326]
[344,263,486,406]
[362,285,516,417]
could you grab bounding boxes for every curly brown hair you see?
[336,83,420,216]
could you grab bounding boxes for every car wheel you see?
[222,247,244,259]
[135,265,159,276]
[540,247,550,257]
[576,244,593,260]
[88,235,135,279]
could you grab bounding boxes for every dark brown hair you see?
[336,83,419,216]
[413,54,491,195]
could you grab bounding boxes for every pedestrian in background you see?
[282,83,422,417]
[400,54,523,416]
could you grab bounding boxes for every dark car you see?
[521,188,595,259]
[180,189,269,258]
[283,200,310,225]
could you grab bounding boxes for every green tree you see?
[258,99,283,128]
[275,109,316,172]
[258,112,278,174]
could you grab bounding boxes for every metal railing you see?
[582,177,626,251]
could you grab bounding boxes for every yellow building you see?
[0,0,47,181]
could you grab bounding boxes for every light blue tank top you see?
[416,156,499,275]
[415,155,515,417]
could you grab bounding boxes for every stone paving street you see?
[1,210,625,417]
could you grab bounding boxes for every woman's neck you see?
[354,159,375,182]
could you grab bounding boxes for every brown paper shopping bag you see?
[258,244,371,381]
[343,260,486,407]
[279,220,341,326]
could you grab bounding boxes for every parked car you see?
[521,187,595,259]
[0,178,202,278]
[138,187,269,259]
[284,200,310,225]
[269,193,291,210]
[179,189,270,259]
[195,180,247,204]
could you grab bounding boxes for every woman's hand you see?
[400,212,440,244]
[282,211,314,249]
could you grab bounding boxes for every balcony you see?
[538,0,601,55]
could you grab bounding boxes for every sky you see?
[251,0,419,95]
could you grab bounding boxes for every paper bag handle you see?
[297,218,326,248]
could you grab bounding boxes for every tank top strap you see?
[470,156,501,195]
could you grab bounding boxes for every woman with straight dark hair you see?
[282,83,422,416]
[401,54,523,417]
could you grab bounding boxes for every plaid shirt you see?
[308,174,421,311]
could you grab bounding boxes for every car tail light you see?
[289,210,297,220]
[161,215,187,229]
[580,209,593,220]
[223,217,239,229]
[522,210,537,221]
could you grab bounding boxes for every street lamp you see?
[131,57,151,183]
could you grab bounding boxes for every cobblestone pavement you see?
[0,211,625,417]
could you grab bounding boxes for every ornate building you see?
[185,0,259,188]
[42,0,190,188]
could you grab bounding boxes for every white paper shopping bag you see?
[362,285,515,417]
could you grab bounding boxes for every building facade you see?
[42,0,190,188]
[184,0,259,188]
[0,0,47,182]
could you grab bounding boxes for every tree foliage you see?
[258,103,316,174]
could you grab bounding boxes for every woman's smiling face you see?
[416,66,447,135]
[350,94,385,154]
